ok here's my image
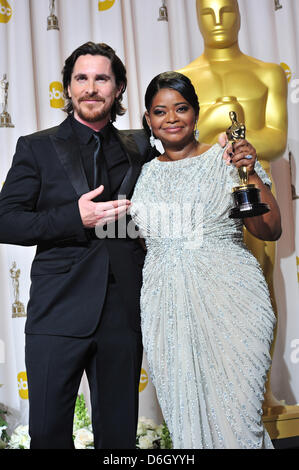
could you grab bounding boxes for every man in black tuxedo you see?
[0,42,154,449]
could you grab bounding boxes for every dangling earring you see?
[149,127,156,148]
[194,120,199,141]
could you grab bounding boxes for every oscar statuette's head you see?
[196,0,241,48]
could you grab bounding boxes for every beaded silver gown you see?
[130,144,275,449]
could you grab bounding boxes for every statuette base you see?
[47,15,59,30]
[12,302,26,318]
[0,112,14,128]
[229,185,270,218]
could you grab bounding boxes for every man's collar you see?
[99,121,113,142]
[70,114,113,144]
[70,114,94,144]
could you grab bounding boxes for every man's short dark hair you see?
[62,42,127,122]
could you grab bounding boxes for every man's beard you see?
[76,102,111,123]
[74,95,113,123]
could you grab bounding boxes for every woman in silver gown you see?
[130,72,281,449]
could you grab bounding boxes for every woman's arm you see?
[244,172,281,241]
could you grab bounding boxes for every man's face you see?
[67,54,122,126]
[197,0,240,48]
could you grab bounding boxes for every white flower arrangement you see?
[2,395,172,449]
[7,424,95,450]
[73,427,94,449]
[7,425,30,449]
[136,416,172,449]
[137,418,161,449]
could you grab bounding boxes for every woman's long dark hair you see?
[62,42,127,122]
[145,71,200,115]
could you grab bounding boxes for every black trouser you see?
[25,281,143,449]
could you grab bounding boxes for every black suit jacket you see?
[0,116,154,337]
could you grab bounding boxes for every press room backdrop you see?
[0,0,298,428]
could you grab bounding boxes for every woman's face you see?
[146,88,197,148]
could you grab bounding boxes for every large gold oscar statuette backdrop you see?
[179,0,299,441]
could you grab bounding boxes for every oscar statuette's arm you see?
[198,97,245,144]
[245,64,288,163]
[198,65,288,163]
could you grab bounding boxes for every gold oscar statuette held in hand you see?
[226,111,270,219]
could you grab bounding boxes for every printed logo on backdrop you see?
[290,338,299,364]
[98,0,115,11]
[281,63,299,104]
[49,81,65,108]
[0,0,12,23]
[280,63,292,83]
[10,262,26,318]
[139,368,149,392]
[17,372,28,400]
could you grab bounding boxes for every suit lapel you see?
[50,116,90,197]
[50,119,145,199]
[116,130,143,198]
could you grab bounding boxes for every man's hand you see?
[78,185,131,228]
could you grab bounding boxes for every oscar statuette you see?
[0,74,14,128]
[10,262,26,318]
[157,0,168,21]
[226,111,270,219]
[47,0,59,30]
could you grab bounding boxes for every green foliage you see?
[73,394,91,432]
[160,421,173,449]
[0,406,9,447]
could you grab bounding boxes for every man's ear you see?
[116,82,124,98]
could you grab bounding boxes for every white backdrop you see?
[0,0,298,431]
